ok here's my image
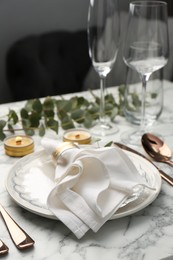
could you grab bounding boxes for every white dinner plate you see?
[6,149,162,220]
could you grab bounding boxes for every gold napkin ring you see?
[52,142,79,162]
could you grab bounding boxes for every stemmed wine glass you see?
[87,0,120,136]
[122,1,169,145]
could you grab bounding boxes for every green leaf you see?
[24,129,35,136]
[132,92,141,108]
[39,123,46,136]
[151,92,157,99]
[83,113,93,128]
[43,97,55,110]
[110,107,119,121]
[56,99,74,112]
[77,96,90,107]
[7,123,15,134]
[44,110,54,118]
[104,141,113,147]
[88,105,99,120]
[8,110,18,124]
[29,112,41,127]
[0,131,6,141]
[25,99,35,111]
[105,93,115,104]
[20,108,29,119]
[32,99,42,113]
[46,119,59,134]
[21,118,31,128]
[71,109,85,124]
[0,120,6,130]
[118,85,126,96]
[69,96,78,110]
[0,120,6,140]
[61,116,75,130]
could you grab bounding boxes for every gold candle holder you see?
[4,135,34,157]
[63,128,91,144]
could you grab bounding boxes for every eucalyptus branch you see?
[0,86,126,141]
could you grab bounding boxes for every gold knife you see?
[114,142,173,186]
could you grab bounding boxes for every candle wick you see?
[15,136,22,145]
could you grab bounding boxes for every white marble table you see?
[1,80,173,260]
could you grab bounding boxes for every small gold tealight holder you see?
[63,128,91,144]
[4,135,34,157]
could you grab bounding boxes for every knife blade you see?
[114,142,173,186]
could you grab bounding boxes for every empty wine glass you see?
[122,1,169,145]
[87,0,120,136]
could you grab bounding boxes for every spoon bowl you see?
[141,133,173,166]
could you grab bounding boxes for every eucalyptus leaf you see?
[110,107,119,121]
[8,110,18,124]
[24,128,35,136]
[0,120,6,140]
[88,105,99,120]
[71,109,85,124]
[104,141,113,147]
[151,92,157,99]
[32,99,42,113]
[29,112,41,127]
[0,120,6,130]
[39,123,46,136]
[83,113,93,128]
[43,97,55,110]
[0,131,6,141]
[7,123,15,134]
[25,99,35,111]
[20,108,29,119]
[69,96,78,110]
[21,118,31,128]
[46,119,59,134]
[132,92,141,108]
[44,110,55,119]
[61,115,75,130]
[77,96,90,107]
[57,99,73,112]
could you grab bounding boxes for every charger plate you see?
[6,149,161,220]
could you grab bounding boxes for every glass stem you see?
[100,76,106,125]
[140,75,148,129]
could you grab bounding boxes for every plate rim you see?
[5,149,162,220]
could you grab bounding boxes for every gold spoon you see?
[114,142,173,186]
[141,133,173,166]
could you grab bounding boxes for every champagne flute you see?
[122,1,169,145]
[87,0,120,136]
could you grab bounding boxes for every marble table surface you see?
[1,80,173,260]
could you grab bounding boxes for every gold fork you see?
[0,203,35,250]
[0,240,9,255]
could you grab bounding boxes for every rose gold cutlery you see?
[114,142,173,186]
[141,133,173,166]
[0,239,9,255]
[0,203,34,250]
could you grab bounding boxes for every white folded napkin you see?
[41,138,152,239]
